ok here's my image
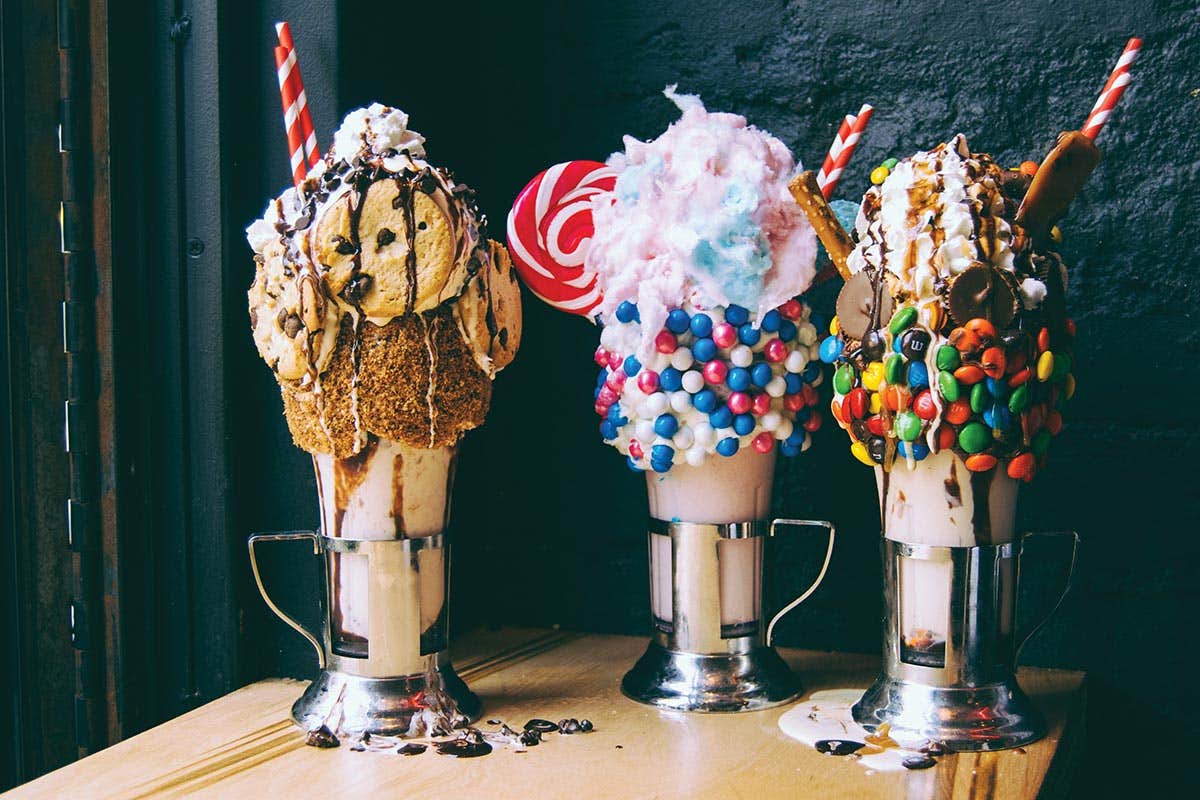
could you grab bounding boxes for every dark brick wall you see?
[246,0,1197,793]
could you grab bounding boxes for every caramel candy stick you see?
[789,170,853,281]
[1015,130,1101,241]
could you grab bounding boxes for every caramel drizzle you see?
[390,446,406,538]
[421,315,440,447]
[348,311,367,452]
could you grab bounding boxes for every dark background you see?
[3,0,1196,794]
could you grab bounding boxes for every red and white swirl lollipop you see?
[507,160,616,318]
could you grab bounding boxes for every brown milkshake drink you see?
[246,103,520,727]
[814,135,1082,661]
[796,123,1111,750]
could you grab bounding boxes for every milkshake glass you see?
[507,87,836,711]
[246,102,521,736]
[818,135,1085,749]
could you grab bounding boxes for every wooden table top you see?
[6,628,1084,799]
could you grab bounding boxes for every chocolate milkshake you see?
[819,134,1080,666]
[247,102,521,662]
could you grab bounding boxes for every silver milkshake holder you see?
[248,531,480,735]
[622,518,836,712]
[853,532,1079,751]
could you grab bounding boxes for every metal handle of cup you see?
[247,531,326,669]
[1015,530,1080,660]
[765,519,836,646]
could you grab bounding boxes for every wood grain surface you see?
[4,628,1083,799]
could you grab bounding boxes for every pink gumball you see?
[712,323,737,348]
[752,432,775,453]
[654,330,677,354]
[728,392,752,415]
[703,360,728,385]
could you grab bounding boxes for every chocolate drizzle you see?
[332,436,380,537]
[944,458,963,509]
[879,468,890,535]
[969,469,994,544]
[390,448,406,538]
[393,175,420,313]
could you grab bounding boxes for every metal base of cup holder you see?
[852,675,1044,751]
[293,652,481,736]
[249,530,480,736]
[853,533,1078,751]
[621,518,835,714]
[621,641,799,712]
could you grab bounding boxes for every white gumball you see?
[670,348,694,371]
[645,392,668,416]
[681,370,704,394]
[673,425,695,450]
[600,325,621,350]
[692,421,716,448]
[785,350,807,374]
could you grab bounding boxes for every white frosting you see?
[849,135,1015,313]
[331,103,426,164]
[246,188,299,254]
[245,216,278,254]
[1019,277,1047,309]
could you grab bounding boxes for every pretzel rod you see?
[789,170,853,280]
[1015,131,1101,240]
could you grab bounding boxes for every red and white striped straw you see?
[1081,37,1142,141]
[816,103,874,198]
[274,46,307,186]
[274,22,320,186]
[275,23,320,170]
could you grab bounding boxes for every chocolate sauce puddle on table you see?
[435,733,492,758]
[815,739,865,756]
[309,709,597,759]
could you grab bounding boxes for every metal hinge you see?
[68,599,90,649]
[169,15,191,43]
[59,0,106,753]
